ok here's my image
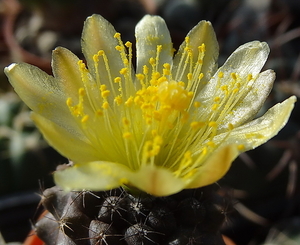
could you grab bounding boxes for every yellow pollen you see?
[66,98,72,107]
[207,141,215,147]
[231,73,237,80]
[238,144,245,151]
[190,121,205,130]
[247,74,253,81]
[93,54,99,62]
[115,45,122,51]
[100,84,107,92]
[187,73,193,80]
[96,109,103,116]
[101,90,110,98]
[125,96,134,106]
[218,72,224,78]
[114,77,121,83]
[81,115,89,123]
[149,58,155,66]
[163,63,171,70]
[214,97,221,102]
[194,101,201,108]
[79,88,85,96]
[123,132,132,139]
[212,104,219,110]
[143,65,149,75]
[122,117,130,126]
[136,74,145,80]
[209,121,217,127]
[98,50,104,56]
[125,41,132,48]
[114,33,121,38]
[120,68,128,75]
[102,102,109,109]
[114,95,122,105]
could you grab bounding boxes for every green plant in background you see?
[4,14,296,244]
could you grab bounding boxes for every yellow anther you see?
[151,129,158,137]
[163,69,170,76]
[149,58,155,66]
[185,36,190,44]
[143,65,149,75]
[136,74,145,80]
[100,84,107,92]
[247,74,253,81]
[207,141,215,147]
[231,73,237,80]
[188,91,194,97]
[190,121,204,130]
[125,41,132,48]
[122,117,130,126]
[214,97,221,102]
[178,81,185,87]
[208,121,217,127]
[102,102,109,109]
[197,59,203,64]
[96,109,103,116]
[98,50,104,56]
[233,88,239,94]
[93,54,99,62]
[212,104,219,110]
[115,45,122,51]
[228,123,234,130]
[218,72,224,78]
[238,144,245,151]
[194,101,201,108]
[198,73,204,79]
[120,68,128,75]
[154,135,163,145]
[114,33,121,38]
[198,43,206,53]
[125,96,134,106]
[221,85,228,91]
[66,98,73,107]
[114,77,121,83]
[157,77,167,84]
[79,88,85,96]
[81,115,89,123]
[101,90,110,98]
[123,132,132,139]
[187,73,193,80]
[114,95,122,105]
[163,63,171,69]
[153,111,162,121]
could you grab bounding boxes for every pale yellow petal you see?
[129,165,186,196]
[54,161,186,196]
[172,20,218,87]
[135,15,173,80]
[4,63,79,131]
[81,14,131,94]
[218,69,275,131]
[213,96,296,151]
[51,47,83,99]
[187,145,239,189]
[31,112,100,163]
[54,161,132,191]
[197,41,269,104]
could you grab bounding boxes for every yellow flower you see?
[5,14,296,196]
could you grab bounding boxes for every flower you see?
[5,14,296,196]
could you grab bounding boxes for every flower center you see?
[65,32,246,178]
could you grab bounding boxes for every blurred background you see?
[0,0,300,244]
